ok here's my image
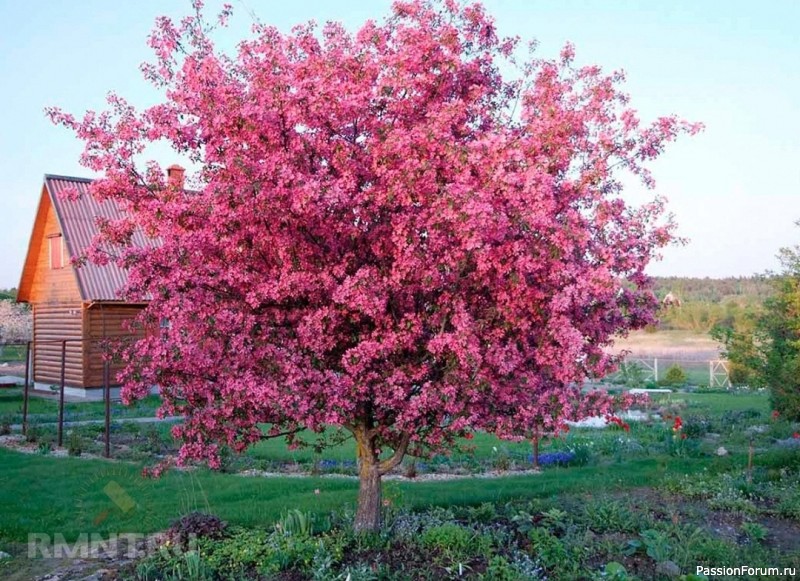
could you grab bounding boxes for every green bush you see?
[25,423,41,443]
[776,492,800,519]
[582,499,639,533]
[661,364,688,387]
[616,361,646,388]
[419,523,487,563]
[67,431,82,457]
[527,527,568,570]
[482,555,520,580]
[0,415,11,436]
[682,415,713,438]
[728,361,753,386]
[714,258,800,421]
[740,522,768,543]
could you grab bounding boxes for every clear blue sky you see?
[1,0,798,288]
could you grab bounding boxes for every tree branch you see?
[259,427,302,441]
[377,432,411,475]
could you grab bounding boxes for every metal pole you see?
[654,358,658,383]
[57,340,66,448]
[22,341,31,435]
[104,357,110,458]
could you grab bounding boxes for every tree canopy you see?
[49,0,699,530]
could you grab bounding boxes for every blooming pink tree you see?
[50,0,699,531]
[0,300,32,344]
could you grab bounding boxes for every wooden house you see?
[16,171,175,398]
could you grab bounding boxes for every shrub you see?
[638,529,672,562]
[567,441,593,466]
[166,512,228,550]
[195,528,271,579]
[720,408,762,426]
[139,426,166,454]
[527,527,573,573]
[740,522,768,543]
[682,415,713,438]
[776,492,800,519]
[25,423,41,443]
[419,523,488,563]
[492,450,512,471]
[583,499,639,533]
[728,361,752,386]
[616,361,646,388]
[67,431,82,457]
[661,364,688,387]
[0,415,12,436]
[482,555,519,580]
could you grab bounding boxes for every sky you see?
[0,0,798,288]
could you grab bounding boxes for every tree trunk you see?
[351,424,410,533]
[354,461,382,532]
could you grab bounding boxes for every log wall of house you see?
[32,302,85,386]
[85,304,146,388]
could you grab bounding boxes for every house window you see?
[48,234,64,269]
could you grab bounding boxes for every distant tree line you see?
[651,276,772,334]
[652,276,774,304]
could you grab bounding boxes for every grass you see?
[0,389,162,424]
[0,447,735,544]
[652,390,769,415]
[0,344,26,363]
[246,427,538,466]
[0,388,779,545]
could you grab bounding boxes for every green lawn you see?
[0,389,162,424]
[0,388,778,545]
[652,390,769,414]
[0,447,732,544]
[0,344,26,363]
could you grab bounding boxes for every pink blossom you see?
[51,0,697,520]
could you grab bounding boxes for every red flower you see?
[772,410,780,420]
[672,416,683,432]
[793,432,799,439]
[464,433,474,440]
[681,433,687,440]
[607,416,631,432]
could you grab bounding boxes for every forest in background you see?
[651,276,773,334]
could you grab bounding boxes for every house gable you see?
[17,185,82,304]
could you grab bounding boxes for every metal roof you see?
[45,175,157,302]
